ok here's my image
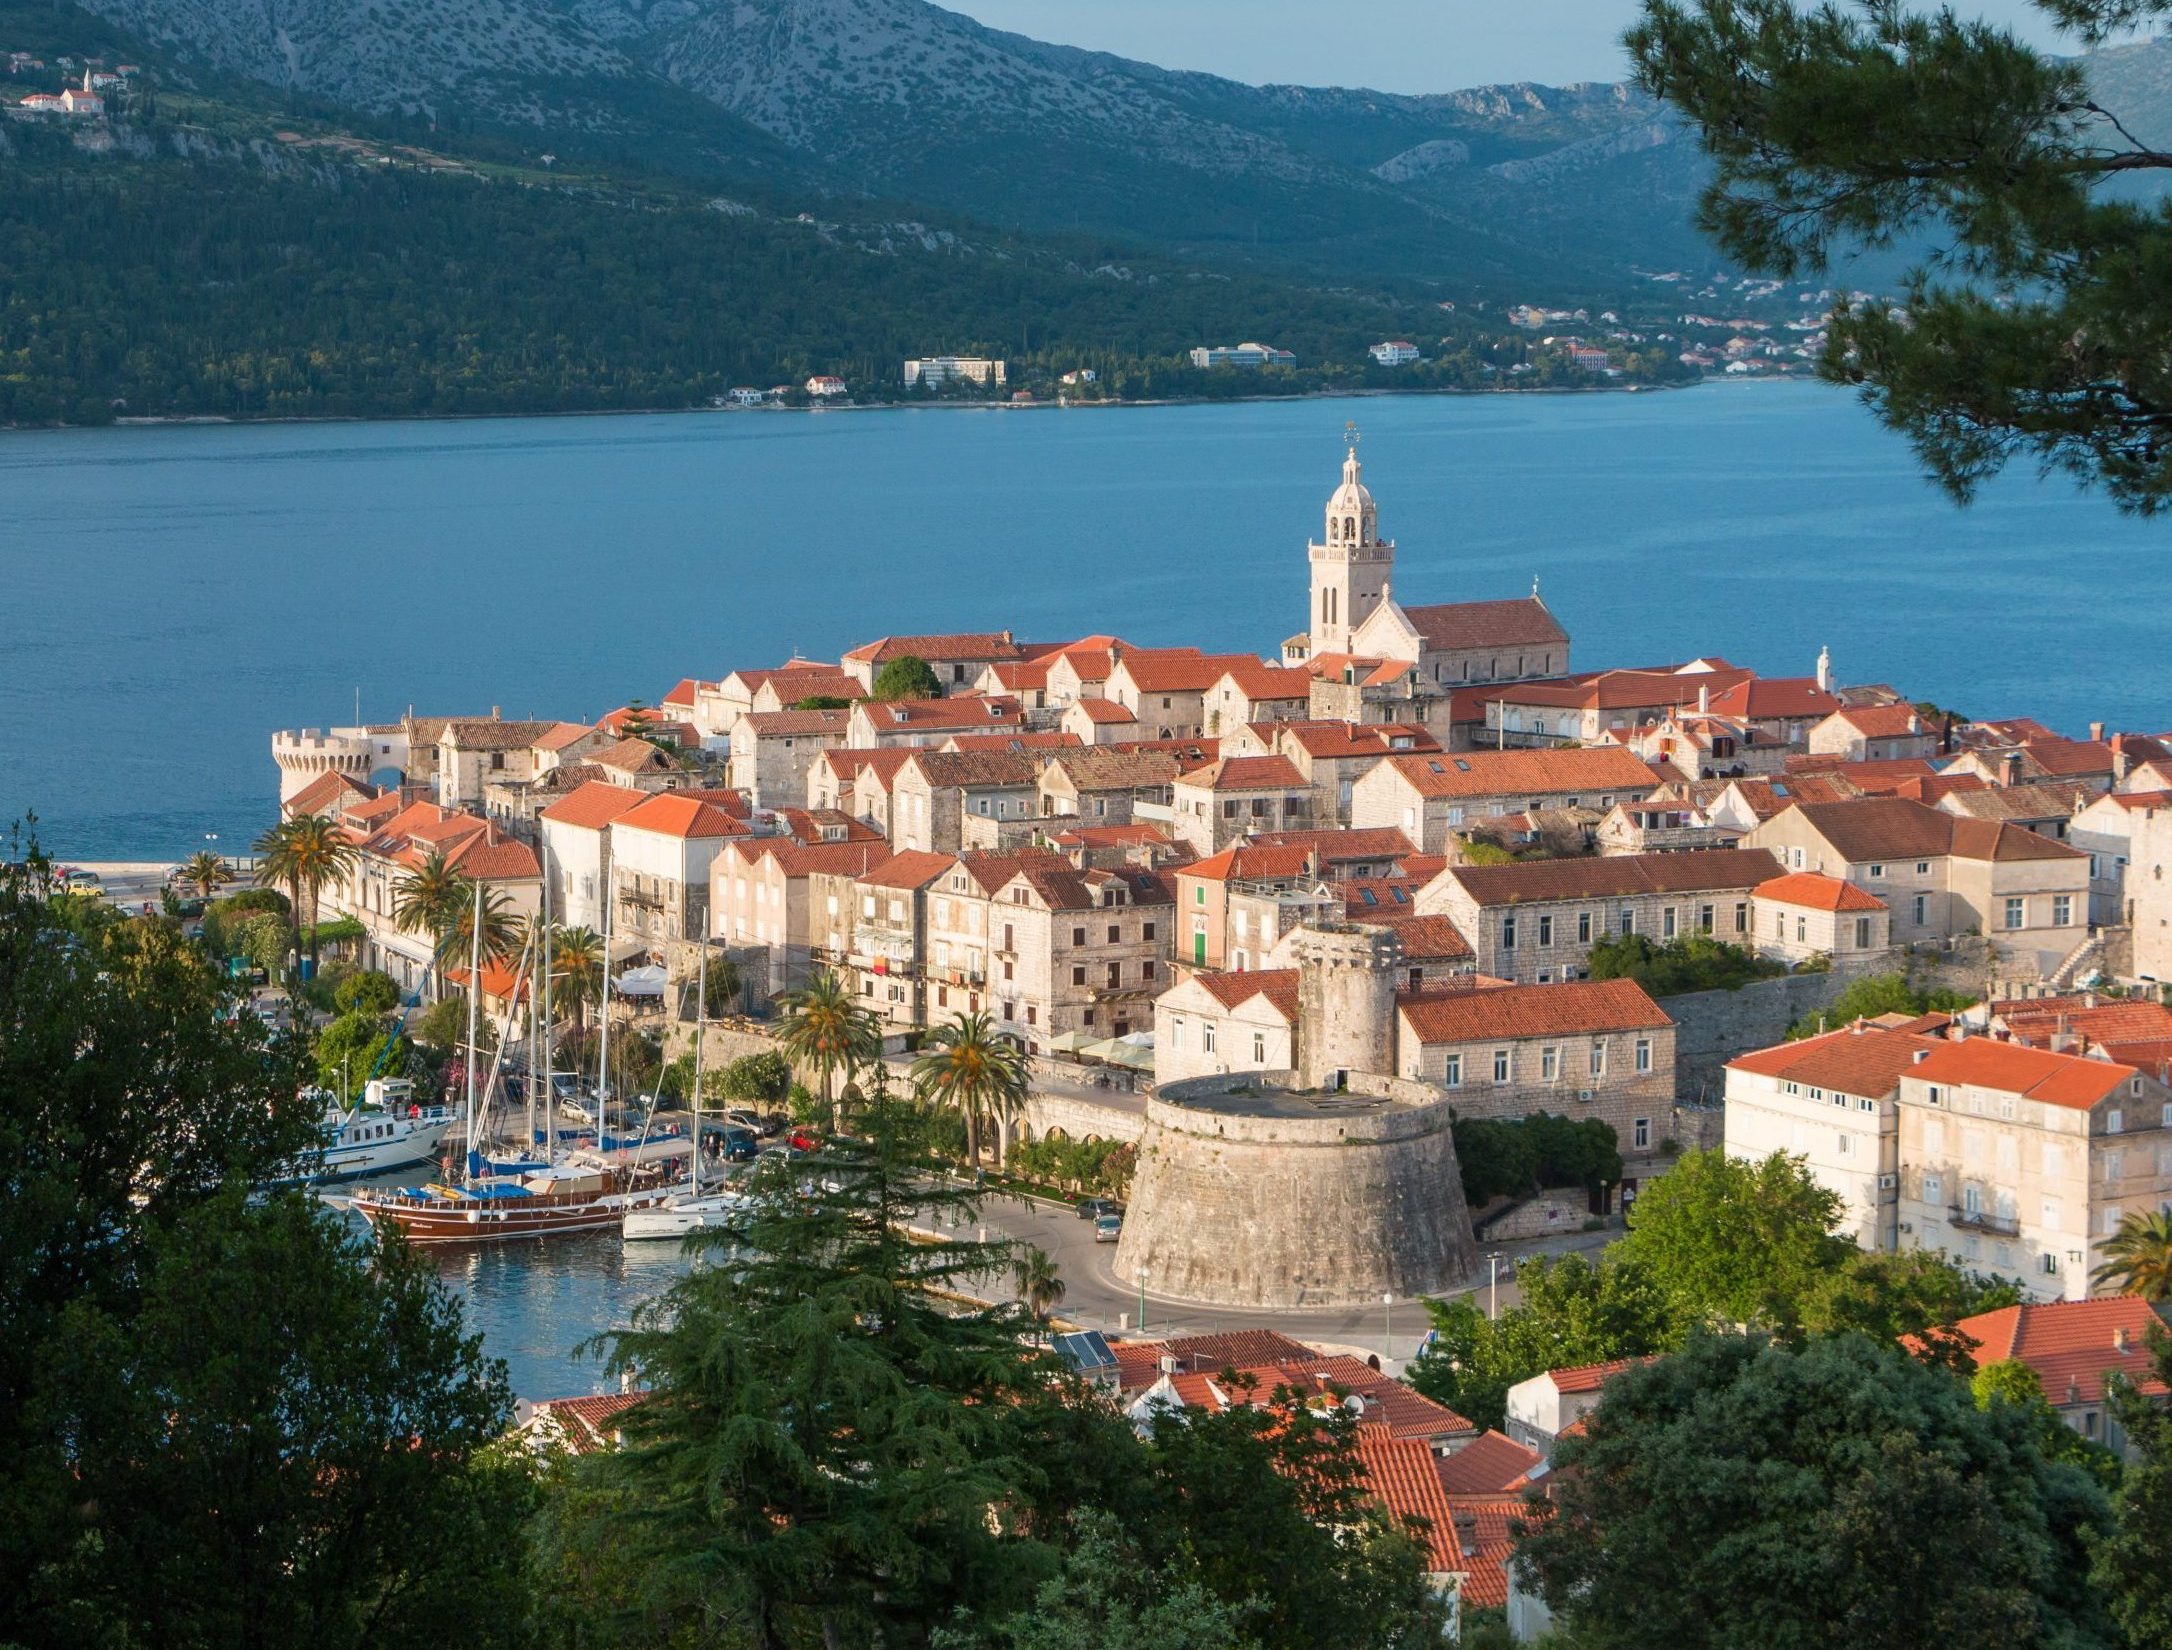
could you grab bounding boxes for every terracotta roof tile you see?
[540,780,656,830]
[1938,1299,2170,1406]
[616,793,748,840]
[856,849,955,891]
[1193,968,1302,1017]
[1755,871,1886,913]
[1071,698,1138,724]
[842,631,1022,664]
[1442,848,1782,907]
[1436,1429,1545,1495]
[742,709,853,736]
[1181,754,1308,792]
[1401,597,1568,652]
[1399,978,1669,1043]
[1727,1023,1944,1095]
[1908,1038,2134,1109]
[1383,747,1659,801]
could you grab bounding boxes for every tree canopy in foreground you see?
[1629,0,2172,511]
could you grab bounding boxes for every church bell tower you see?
[1307,425,1395,657]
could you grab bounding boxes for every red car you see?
[788,1130,821,1153]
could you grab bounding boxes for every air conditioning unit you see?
[1899,1222,1913,1234]
[1575,1089,1596,1103]
[1878,1174,1898,1190]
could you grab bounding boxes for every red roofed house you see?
[1750,870,1891,965]
[1107,651,1264,740]
[1896,1037,2172,1299]
[1938,1298,2170,1453]
[538,780,654,931]
[844,849,955,1029]
[1170,754,1314,854]
[1204,662,1314,732]
[1724,1021,1949,1248]
[1172,829,1418,972]
[1808,702,1940,763]
[840,631,1025,693]
[1396,978,1677,1169]
[730,708,853,807]
[1154,967,1301,1083]
[713,834,896,996]
[608,792,749,949]
[1059,694,1141,744]
[890,750,1042,854]
[844,694,1028,750]
[1350,747,1661,855]
[1504,1358,1641,1455]
[516,1392,645,1457]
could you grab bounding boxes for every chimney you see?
[1815,645,1833,693]
[2000,751,2021,787]
[1697,682,1710,715]
[2090,721,2106,742]
[2067,1376,2083,1406]
[1452,1510,1481,1559]
[491,704,502,719]
[2115,1325,2132,1355]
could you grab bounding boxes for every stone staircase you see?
[2047,929,2108,992]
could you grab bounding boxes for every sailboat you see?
[624,939,748,1241]
[352,880,672,1244]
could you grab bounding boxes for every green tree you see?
[1973,1358,2122,1486]
[1517,1333,2117,1649]
[2091,1330,2172,1649]
[1626,0,2172,512]
[778,969,879,1122]
[1014,1245,1066,1337]
[1617,1147,1847,1328]
[333,967,401,1016]
[314,1009,407,1101]
[232,908,292,976]
[912,1010,1031,1167]
[253,813,358,974]
[1786,972,1977,1038]
[2093,1206,2172,1299]
[557,1095,1087,1648]
[713,1048,794,1106]
[412,996,469,1050]
[1408,1252,1677,1431]
[1587,930,1784,994]
[1801,1247,2022,1362]
[392,849,470,973]
[179,848,232,899]
[791,694,856,710]
[874,654,944,701]
[550,923,604,1033]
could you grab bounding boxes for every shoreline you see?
[0,370,1810,437]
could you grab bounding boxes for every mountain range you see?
[70,0,1718,291]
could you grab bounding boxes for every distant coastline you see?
[32,373,1770,437]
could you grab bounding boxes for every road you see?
[929,1183,1612,1370]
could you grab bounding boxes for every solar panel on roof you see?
[1053,1330,1118,1375]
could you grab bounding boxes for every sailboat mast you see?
[598,866,612,1127]
[690,941,708,1197]
[462,877,483,1182]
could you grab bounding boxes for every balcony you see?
[1949,1204,2020,1237]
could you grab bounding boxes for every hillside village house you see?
[840,632,1024,693]
[1036,748,1181,826]
[1742,796,2090,965]
[1155,969,1300,1083]
[1750,870,1892,965]
[1105,652,1259,740]
[1895,1037,2172,1301]
[537,780,652,932]
[890,750,1041,853]
[694,661,858,743]
[844,694,1028,749]
[2123,799,2172,984]
[1170,756,1314,854]
[431,717,601,808]
[1173,828,1421,972]
[1394,978,1677,1168]
[1203,662,1314,732]
[806,747,915,831]
[730,708,851,806]
[1938,1298,2171,1454]
[713,834,893,997]
[1419,849,1783,983]
[1477,666,1744,748]
[1223,720,1440,826]
[607,793,747,950]
[1060,697,1140,743]
[1808,703,1940,762]
[2070,788,2163,925]
[1724,1021,1946,1249]
[1349,746,1661,854]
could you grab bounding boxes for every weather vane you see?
[1344,419,1360,451]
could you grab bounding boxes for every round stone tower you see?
[1113,1074,1479,1309]
[1293,922,1402,1091]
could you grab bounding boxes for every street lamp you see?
[1383,1293,1393,1366]
[1486,1251,1505,1321]
[1136,1267,1148,1335]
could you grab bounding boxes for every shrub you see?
[334,969,402,1016]
[1588,931,1786,995]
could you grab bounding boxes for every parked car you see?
[721,1128,759,1162]
[787,1130,821,1154]
[1076,1198,1124,1221]
[726,1108,785,1137]
[1093,1213,1124,1243]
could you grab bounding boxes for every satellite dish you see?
[368,766,406,791]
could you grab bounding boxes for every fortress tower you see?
[1293,921,1403,1091]
[1307,429,1395,657]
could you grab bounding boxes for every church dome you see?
[1328,444,1373,514]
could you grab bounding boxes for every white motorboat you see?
[286,1080,456,1184]
[621,1188,749,1242]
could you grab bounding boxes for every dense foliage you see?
[1452,1112,1624,1206]
[1786,971,1980,1037]
[1587,930,1787,994]
[1629,0,2172,511]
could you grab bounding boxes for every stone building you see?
[1394,977,1677,1167]
[1170,755,1314,854]
[1724,1021,1945,1250]
[840,631,1024,694]
[1896,1038,2172,1301]
[1749,870,1891,965]
[890,750,1040,853]
[1418,849,1782,983]
[606,792,748,951]
[729,708,850,806]
[1349,747,1660,854]
[1154,968,1300,1084]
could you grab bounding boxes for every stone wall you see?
[1022,1089,1147,1146]
[1664,968,1862,1102]
[1114,1072,1479,1308]
[1477,1191,1594,1243]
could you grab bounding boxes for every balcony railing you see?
[1949,1204,2020,1237]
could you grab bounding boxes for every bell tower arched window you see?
[1344,515,1356,541]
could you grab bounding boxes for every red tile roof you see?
[1436,1429,1545,1495]
[1357,1429,1465,1572]
[1907,1038,2135,1109]
[1727,1022,1944,1096]
[1383,747,1660,801]
[1755,871,1886,913]
[1369,911,1474,960]
[1070,698,1137,724]
[856,849,954,891]
[1705,676,1841,721]
[1114,651,1261,694]
[526,1392,645,1455]
[854,695,1026,734]
[1180,754,1308,793]
[1940,1299,2170,1406]
[1192,968,1302,1022]
[1401,596,1568,652]
[539,780,655,831]
[1442,847,1782,907]
[616,793,747,840]
[1547,1357,1639,1395]
[742,709,853,736]
[1830,704,1927,737]
[842,631,1022,665]
[1399,977,1669,1043]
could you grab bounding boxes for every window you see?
[1855,916,1872,949]
[1170,1017,1184,1051]
[1837,1131,1852,1156]
[1141,960,1156,982]
[2041,1252,2060,1277]
[1618,909,1635,937]
[1107,923,1121,943]
[1662,906,1678,940]
[1538,914,1554,946]
[1796,915,1808,942]
[1444,1054,1463,1087]
[2053,895,2072,926]
[1922,1172,1943,1204]
[1542,1046,1559,1082]
[1916,860,1931,875]
[1633,1117,1651,1150]
[1252,1032,1266,1063]
[2108,1108,2125,1135]
[1869,863,1884,879]
[1502,916,1517,950]
[2004,896,2026,930]
[1072,964,1087,986]
[1590,1042,1608,1078]
[1072,925,1086,946]
[1195,886,1206,905]
[1578,911,1593,944]
[1635,1037,1652,1073]
[1699,903,1715,934]
[1493,1049,1511,1083]
[1734,901,1749,933]
[1201,1022,1216,1054]
[1913,894,1928,925]
[1143,921,1156,942]
[1105,962,1121,988]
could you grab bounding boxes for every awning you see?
[1043,1030,1096,1055]
[1082,1037,1154,1071]
[614,964,668,997]
[606,933,648,962]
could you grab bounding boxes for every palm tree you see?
[911,1011,1029,1169]
[2093,1208,2172,1300]
[180,849,231,900]
[253,815,356,975]
[551,925,605,1033]
[444,884,521,975]
[1013,1246,1065,1340]
[393,850,469,965]
[778,970,879,1126]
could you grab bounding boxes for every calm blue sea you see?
[3,381,2167,859]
